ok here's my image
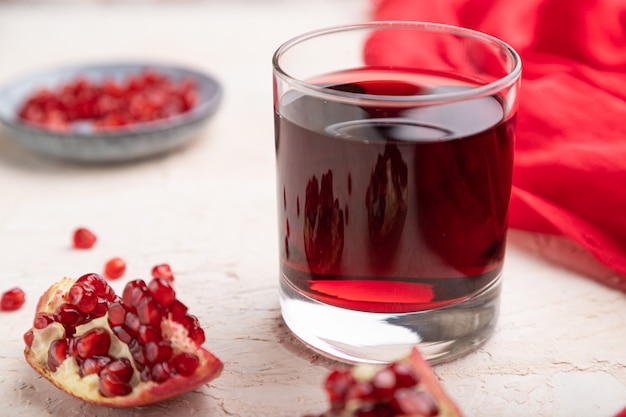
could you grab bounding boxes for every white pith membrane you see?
[26,277,215,403]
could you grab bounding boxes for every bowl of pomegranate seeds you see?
[0,62,222,162]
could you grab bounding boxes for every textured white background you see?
[0,2,625,416]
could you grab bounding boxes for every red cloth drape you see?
[371,0,626,282]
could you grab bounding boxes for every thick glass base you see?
[279,273,501,365]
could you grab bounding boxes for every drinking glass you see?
[272,21,522,364]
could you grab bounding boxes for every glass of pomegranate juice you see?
[272,22,522,364]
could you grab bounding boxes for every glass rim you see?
[272,21,523,105]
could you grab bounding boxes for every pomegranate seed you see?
[122,279,148,306]
[325,369,355,410]
[388,363,419,389]
[75,328,111,359]
[148,278,175,307]
[129,339,146,368]
[48,338,69,372]
[151,264,174,281]
[76,273,108,297]
[165,299,188,321]
[80,355,112,377]
[172,352,199,377]
[99,359,134,397]
[111,325,133,344]
[56,303,84,330]
[347,380,375,402]
[68,284,97,314]
[92,298,109,318]
[138,325,161,344]
[137,298,162,326]
[99,375,132,398]
[33,313,54,329]
[102,357,134,383]
[371,367,397,399]
[107,302,126,326]
[144,341,172,364]
[0,287,25,311]
[150,362,172,383]
[180,315,205,345]
[23,329,34,348]
[104,257,126,280]
[124,311,141,334]
[73,228,97,249]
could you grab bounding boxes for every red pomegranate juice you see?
[275,68,515,313]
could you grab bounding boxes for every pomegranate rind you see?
[407,348,463,417]
[23,277,223,408]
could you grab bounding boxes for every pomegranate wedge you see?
[305,347,463,417]
[23,273,222,407]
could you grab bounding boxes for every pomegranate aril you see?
[122,279,148,306]
[138,325,161,344]
[33,312,54,329]
[172,352,199,377]
[73,228,97,249]
[68,284,97,314]
[179,314,205,345]
[390,389,438,417]
[124,311,141,334]
[99,359,134,397]
[388,363,419,389]
[75,328,111,359]
[150,362,173,383]
[112,325,133,344]
[347,380,375,402]
[188,325,206,346]
[129,339,146,368]
[80,355,112,377]
[24,329,34,348]
[372,367,399,400]
[104,257,126,280]
[56,303,84,332]
[92,298,109,318]
[76,273,109,297]
[107,302,126,326]
[151,263,174,282]
[48,338,69,372]
[325,369,355,410]
[1,287,25,311]
[148,278,176,307]
[103,357,134,383]
[144,341,172,364]
[137,298,162,326]
[165,299,188,321]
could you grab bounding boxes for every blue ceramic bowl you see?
[0,62,222,163]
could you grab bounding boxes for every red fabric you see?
[371,0,626,277]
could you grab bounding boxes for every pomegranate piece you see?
[305,348,463,417]
[104,257,126,280]
[23,273,222,407]
[73,228,97,249]
[1,287,26,311]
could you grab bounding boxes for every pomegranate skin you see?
[23,276,223,408]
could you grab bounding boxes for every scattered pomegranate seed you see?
[73,228,97,249]
[1,287,26,311]
[104,257,126,280]
[151,264,175,282]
